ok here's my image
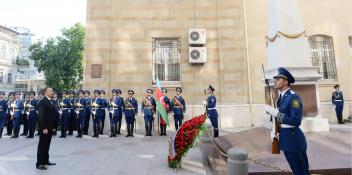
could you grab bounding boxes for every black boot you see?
[130,124,134,137]
[116,122,121,135]
[76,128,82,138]
[96,126,101,137]
[159,124,163,136]
[148,121,152,136]
[126,125,130,137]
[145,125,148,136]
[213,128,219,138]
[26,128,32,138]
[110,127,114,137]
[11,127,18,138]
[163,125,167,136]
[0,128,3,138]
[100,122,104,135]
[92,125,97,137]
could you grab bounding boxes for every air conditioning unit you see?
[189,28,206,45]
[189,47,207,64]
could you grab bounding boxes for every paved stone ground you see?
[0,129,211,175]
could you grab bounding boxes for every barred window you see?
[152,38,181,84]
[308,35,337,79]
[349,36,352,48]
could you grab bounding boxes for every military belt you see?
[207,108,216,110]
[280,124,295,128]
[335,100,343,101]
[126,108,134,110]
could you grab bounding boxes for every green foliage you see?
[15,58,30,67]
[29,23,85,91]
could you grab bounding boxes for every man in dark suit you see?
[36,87,56,170]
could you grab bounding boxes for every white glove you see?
[202,101,207,105]
[265,105,279,117]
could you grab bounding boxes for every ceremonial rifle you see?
[262,64,280,154]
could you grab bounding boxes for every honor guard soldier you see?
[10,91,24,138]
[265,67,309,175]
[59,91,71,138]
[99,90,108,135]
[6,92,15,136]
[142,89,156,136]
[21,92,30,136]
[52,91,60,136]
[172,87,186,131]
[83,90,92,135]
[75,90,86,138]
[159,88,171,136]
[332,84,345,124]
[124,90,138,137]
[67,90,76,135]
[26,91,38,138]
[109,89,125,137]
[92,90,102,137]
[0,91,8,138]
[205,85,219,138]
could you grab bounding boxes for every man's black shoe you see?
[46,162,56,166]
[36,164,47,170]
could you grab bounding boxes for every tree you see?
[29,23,85,91]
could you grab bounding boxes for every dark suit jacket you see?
[38,96,55,131]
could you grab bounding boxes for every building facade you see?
[10,27,45,93]
[0,25,20,93]
[84,0,352,128]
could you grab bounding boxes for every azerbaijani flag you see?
[156,79,169,126]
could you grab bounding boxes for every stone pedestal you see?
[266,0,328,132]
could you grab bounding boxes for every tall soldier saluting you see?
[124,90,138,137]
[0,91,8,138]
[142,89,156,136]
[265,67,309,175]
[26,91,39,138]
[205,85,219,138]
[332,84,345,124]
[172,87,186,131]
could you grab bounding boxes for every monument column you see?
[265,0,329,132]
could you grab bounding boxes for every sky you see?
[0,0,86,40]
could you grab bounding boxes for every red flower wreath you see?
[168,114,207,168]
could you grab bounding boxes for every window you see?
[7,73,12,84]
[152,38,181,83]
[308,35,337,79]
[0,72,3,83]
[349,36,352,49]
